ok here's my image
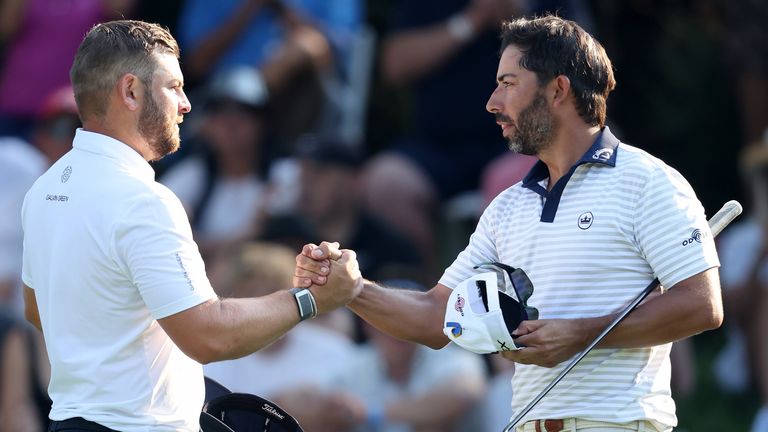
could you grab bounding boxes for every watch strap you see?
[289,288,317,322]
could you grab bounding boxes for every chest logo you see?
[578,211,594,230]
[61,166,72,183]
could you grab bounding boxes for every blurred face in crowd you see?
[486,45,557,156]
[203,101,265,159]
[138,53,190,160]
[299,160,357,223]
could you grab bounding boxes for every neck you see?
[82,117,155,161]
[538,123,601,188]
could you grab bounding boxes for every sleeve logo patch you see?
[682,228,708,246]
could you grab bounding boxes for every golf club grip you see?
[502,200,743,432]
[709,200,743,238]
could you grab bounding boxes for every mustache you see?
[495,113,513,124]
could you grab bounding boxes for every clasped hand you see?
[293,241,363,313]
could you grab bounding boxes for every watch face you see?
[294,289,316,321]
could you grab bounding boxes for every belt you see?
[49,417,118,432]
[522,418,659,432]
[534,419,564,432]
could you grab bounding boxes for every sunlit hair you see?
[69,20,179,121]
[499,15,616,127]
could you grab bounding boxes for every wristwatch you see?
[289,288,318,322]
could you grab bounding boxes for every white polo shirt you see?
[21,129,217,431]
[440,127,720,427]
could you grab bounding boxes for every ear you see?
[550,75,572,108]
[116,73,142,112]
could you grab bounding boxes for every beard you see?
[138,87,180,161]
[500,90,557,156]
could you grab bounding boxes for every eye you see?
[502,81,514,88]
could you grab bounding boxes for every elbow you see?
[179,336,233,365]
[182,343,219,365]
[705,290,725,330]
[424,333,451,350]
[694,298,724,334]
[705,303,724,331]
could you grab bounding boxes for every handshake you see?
[291,241,364,316]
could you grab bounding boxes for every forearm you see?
[381,19,473,85]
[162,290,302,363]
[211,293,300,358]
[597,268,723,348]
[347,282,449,349]
[185,1,262,80]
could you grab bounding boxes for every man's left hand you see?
[500,318,605,368]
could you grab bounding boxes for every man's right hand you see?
[294,241,343,288]
[300,244,362,314]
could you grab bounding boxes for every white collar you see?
[72,128,155,180]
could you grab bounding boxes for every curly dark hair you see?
[499,15,616,127]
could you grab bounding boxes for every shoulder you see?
[617,143,683,178]
[615,143,694,194]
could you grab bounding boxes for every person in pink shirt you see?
[0,0,134,139]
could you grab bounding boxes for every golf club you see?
[502,200,743,432]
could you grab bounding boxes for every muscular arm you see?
[294,243,450,349]
[507,268,723,367]
[161,250,362,364]
[158,291,300,364]
[346,281,451,350]
[598,267,722,347]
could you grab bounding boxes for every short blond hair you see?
[69,20,180,121]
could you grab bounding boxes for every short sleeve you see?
[634,163,720,289]
[439,202,501,289]
[113,188,216,319]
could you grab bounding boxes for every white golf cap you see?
[443,272,525,354]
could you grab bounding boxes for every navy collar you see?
[520,126,620,222]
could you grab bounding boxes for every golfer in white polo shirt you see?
[21,20,362,432]
[296,15,722,432]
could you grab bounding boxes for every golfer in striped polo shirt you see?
[296,15,721,432]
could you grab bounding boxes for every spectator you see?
[715,135,768,432]
[160,66,271,260]
[0,0,133,139]
[0,85,79,313]
[293,135,422,276]
[177,0,363,145]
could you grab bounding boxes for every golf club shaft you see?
[502,200,743,432]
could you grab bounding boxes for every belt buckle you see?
[534,419,564,432]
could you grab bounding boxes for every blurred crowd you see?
[0,0,766,431]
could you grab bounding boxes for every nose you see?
[179,90,192,114]
[486,86,501,114]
